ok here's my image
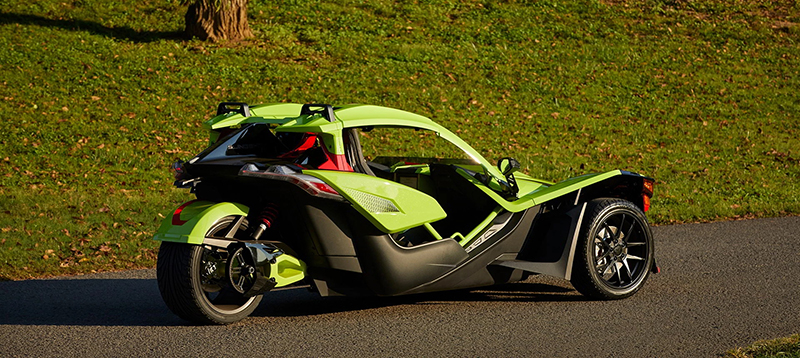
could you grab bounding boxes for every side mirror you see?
[496,157,521,197]
[498,157,521,177]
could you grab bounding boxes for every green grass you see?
[1,0,799,279]
[726,334,800,358]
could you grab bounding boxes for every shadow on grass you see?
[0,12,183,43]
[0,275,580,326]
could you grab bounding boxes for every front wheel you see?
[570,198,654,300]
[157,217,262,324]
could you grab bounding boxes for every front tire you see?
[157,217,262,324]
[571,198,654,300]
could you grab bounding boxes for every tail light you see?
[238,164,345,202]
[171,199,198,225]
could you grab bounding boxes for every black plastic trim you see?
[216,102,251,117]
[301,103,336,122]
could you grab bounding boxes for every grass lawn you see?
[726,334,800,358]
[0,0,798,279]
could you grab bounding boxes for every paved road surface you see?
[1,217,798,357]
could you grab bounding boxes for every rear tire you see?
[570,198,654,300]
[157,216,262,324]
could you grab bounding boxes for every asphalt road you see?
[1,216,798,357]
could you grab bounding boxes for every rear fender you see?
[153,200,249,244]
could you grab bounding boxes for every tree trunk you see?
[184,0,254,42]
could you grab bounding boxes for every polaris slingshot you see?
[154,103,658,324]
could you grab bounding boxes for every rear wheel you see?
[571,198,654,300]
[157,216,262,324]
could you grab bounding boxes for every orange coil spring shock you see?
[251,203,279,240]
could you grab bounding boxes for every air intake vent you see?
[345,189,400,213]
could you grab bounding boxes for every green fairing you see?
[203,103,305,130]
[271,254,306,288]
[303,170,447,233]
[454,169,625,212]
[153,201,249,244]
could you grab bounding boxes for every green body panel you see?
[455,169,624,212]
[153,201,249,244]
[514,172,555,186]
[203,103,305,130]
[271,254,306,287]
[524,170,623,204]
[303,170,447,233]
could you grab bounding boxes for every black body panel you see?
[400,207,539,295]
[348,207,540,296]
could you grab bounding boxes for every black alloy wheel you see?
[571,198,654,300]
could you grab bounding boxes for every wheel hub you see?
[613,244,626,257]
[203,261,217,276]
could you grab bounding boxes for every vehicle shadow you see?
[0,12,183,43]
[255,280,584,318]
[0,275,581,326]
[0,277,185,327]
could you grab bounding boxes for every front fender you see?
[153,200,249,244]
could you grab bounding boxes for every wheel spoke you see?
[599,223,617,250]
[224,216,246,239]
[627,254,646,262]
[627,242,646,247]
[613,262,622,283]
[623,217,637,244]
[596,250,613,264]
[596,238,613,251]
[621,259,633,282]
[601,222,615,240]
[617,214,626,241]
[597,260,613,276]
